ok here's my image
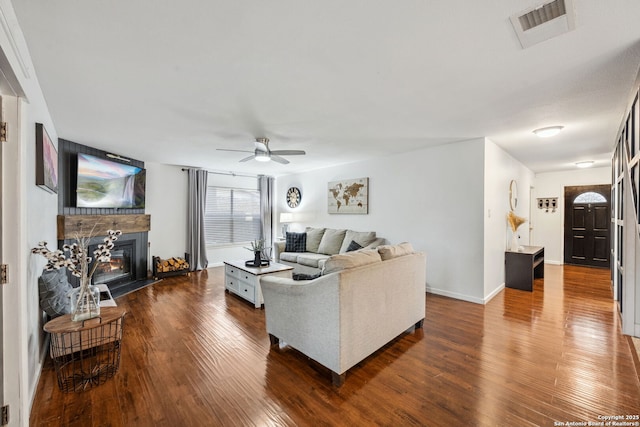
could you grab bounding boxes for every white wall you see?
[532,167,611,264]
[483,139,535,301]
[146,163,188,263]
[0,2,59,425]
[277,138,487,303]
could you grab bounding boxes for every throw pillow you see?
[305,227,326,253]
[346,240,363,252]
[285,232,307,253]
[323,249,382,275]
[317,228,347,255]
[377,242,415,261]
[292,272,321,281]
[339,230,377,253]
[38,269,73,318]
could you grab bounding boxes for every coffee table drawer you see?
[238,282,255,301]
[226,265,242,279]
[225,276,239,293]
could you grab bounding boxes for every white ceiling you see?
[11,0,640,176]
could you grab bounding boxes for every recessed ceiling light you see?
[533,126,564,137]
[575,161,594,168]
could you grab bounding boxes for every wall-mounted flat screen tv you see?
[76,153,146,208]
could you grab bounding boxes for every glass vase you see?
[69,279,101,322]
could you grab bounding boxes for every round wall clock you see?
[286,187,302,208]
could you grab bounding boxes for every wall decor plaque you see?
[328,177,368,214]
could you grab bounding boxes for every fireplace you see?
[61,230,151,298]
[91,240,134,286]
[57,214,152,298]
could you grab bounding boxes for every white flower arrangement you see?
[32,229,122,283]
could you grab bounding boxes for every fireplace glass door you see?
[93,241,134,285]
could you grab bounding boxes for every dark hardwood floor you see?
[30,264,640,426]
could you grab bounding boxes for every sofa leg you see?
[332,371,345,387]
[414,319,424,329]
[268,334,279,346]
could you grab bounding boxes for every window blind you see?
[204,186,261,245]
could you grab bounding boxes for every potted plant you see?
[245,239,269,267]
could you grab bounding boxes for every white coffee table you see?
[223,260,293,308]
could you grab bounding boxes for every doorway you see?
[563,185,611,268]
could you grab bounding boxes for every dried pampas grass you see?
[507,211,526,232]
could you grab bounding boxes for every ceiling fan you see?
[217,138,306,164]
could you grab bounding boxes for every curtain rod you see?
[180,168,270,179]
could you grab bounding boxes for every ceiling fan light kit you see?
[533,125,564,138]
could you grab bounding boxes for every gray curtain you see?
[187,169,208,271]
[258,175,274,260]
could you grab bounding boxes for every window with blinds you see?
[204,186,261,245]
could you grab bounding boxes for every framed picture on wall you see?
[328,177,369,214]
[35,123,58,194]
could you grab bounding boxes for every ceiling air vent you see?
[510,0,575,49]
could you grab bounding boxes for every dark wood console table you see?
[505,246,544,291]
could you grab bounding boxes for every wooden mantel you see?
[57,214,151,239]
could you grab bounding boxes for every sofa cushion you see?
[339,230,377,253]
[305,227,326,253]
[285,232,307,252]
[280,252,300,263]
[297,253,331,268]
[323,249,382,275]
[364,237,386,249]
[345,240,363,252]
[317,229,347,255]
[377,242,415,261]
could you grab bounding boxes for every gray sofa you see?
[274,227,386,275]
[261,243,426,386]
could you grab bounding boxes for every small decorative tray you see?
[245,260,270,267]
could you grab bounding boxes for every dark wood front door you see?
[564,185,610,268]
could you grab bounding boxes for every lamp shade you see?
[279,213,293,223]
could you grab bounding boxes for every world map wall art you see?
[328,177,369,214]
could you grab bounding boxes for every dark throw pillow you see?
[38,269,73,318]
[346,240,363,252]
[292,272,321,281]
[285,232,307,253]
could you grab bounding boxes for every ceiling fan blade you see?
[239,155,256,162]
[270,155,290,164]
[270,150,306,156]
[216,148,254,153]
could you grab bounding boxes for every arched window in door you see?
[564,186,610,268]
[574,192,607,204]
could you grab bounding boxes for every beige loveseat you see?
[274,227,386,275]
[261,243,426,386]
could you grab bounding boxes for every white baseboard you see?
[426,287,485,305]
[484,284,505,303]
[544,260,563,265]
